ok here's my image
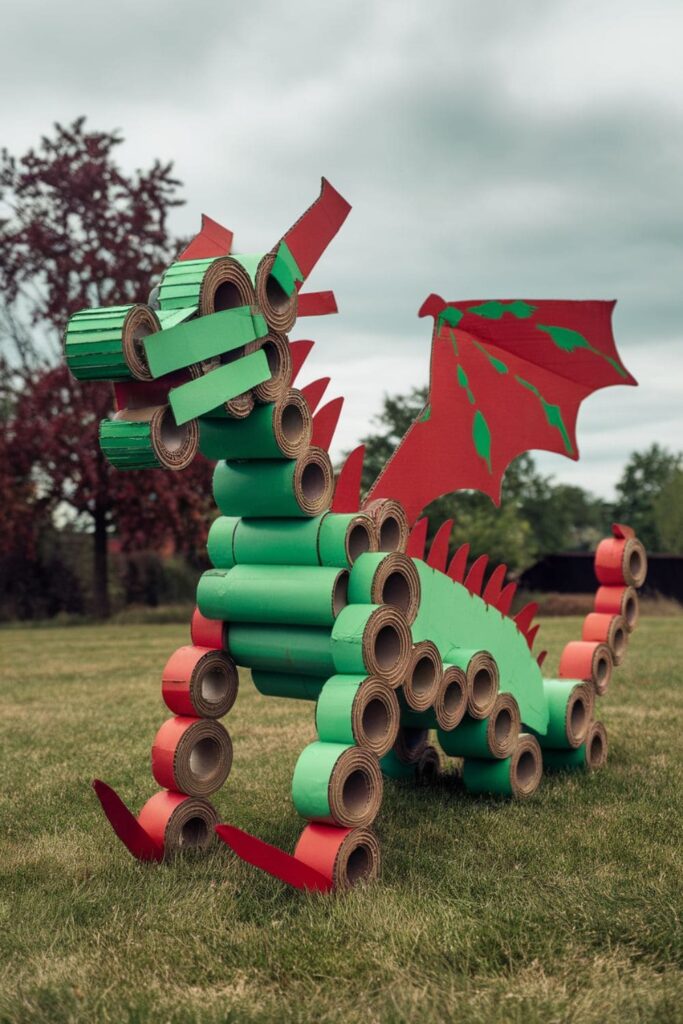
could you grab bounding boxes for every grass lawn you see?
[1,616,682,1023]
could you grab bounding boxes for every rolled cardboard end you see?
[137,790,218,858]
[402,640,442,712]
[345,515,378,565]
[585,721,608,770]
[272,389,312,459]
[190,607,226,650]
[392,725,429,765]
[161,646,239,719]
[328,747,383,828]
[256,251,298,332]
[352,678,400,757]
[122,304,159,381]
[224,390,255,420]
[565,683,594,749]
[152,406,199,469]
[559,640,613,697]
[244,333,293,404]
[434,664,468,731]
[107,405,199,471]
[363,606,413,686]
[294,447,335,515]
[595,585,639,631]
[582,613,629,667]
[487,693,521,759]
[201,256,256,314]
[595,535,647,588]
[510,734,543,799]
[151,717,233,797]
[466,651,500,720]
[294,823,380,890]
[415,745,441,784]
[367,552,421,625]
[363,499,409,553]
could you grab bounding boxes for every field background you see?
[1,617,682,1024]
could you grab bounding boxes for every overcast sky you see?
[3,0,682,498]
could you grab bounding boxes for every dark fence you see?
[519,553,683,603]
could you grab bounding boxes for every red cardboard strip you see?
[91,780,164,862]
[178,215,234,261]
[612,522,635,540]
[526,623,540,650]
[297,291,338,317]
[514,601,539,636]
[482,563,507,606]
[299,378,330,414]
[406,517,429,560]
[311,398,344,451]
[495,581,517,616]
[331,445,365,513]
[464,554,488,596]
[215,824,332,892]
[289,340,315,383]
[113,369,193,413]
[537,650,548,668]
[426,519,453,572]
[447,542,469,583]
[281,178,351,286]
[190,606,225,650]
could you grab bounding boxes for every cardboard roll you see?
[462,733,543,799]
[190,606,227,651]
[594,585,639,632]
[198,388,311,461]
[559,640,613,697]
[198,564,349,628]
[315,675,400,757]
[161,646,238,719]
[101,405,199,471]
[198,346,255,420]
[158,256,256,315]
[435,664,468,730]
[228,623,336,678]
[543,721,608,772]
[255,251,298,333]
[531,679,594,750]
[331,604,413,687]
[595,535,647,588]
[245,332,293,404]
[294,823,381,890]
[251,671,326,701]
[401,640,442,712]
[213,446,334,518]
[348,552,421,625]
[582,613,629,666]
[362,499,409,553]
[291,741,383,828]
[137,790,218,857]
[392,725,429,765]
[438,693,521,760]
[446,648,499,720]
[151,717,233,797]
[64,303,159,382]
[318,513,378,569]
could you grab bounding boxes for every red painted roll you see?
[594,585,639,631]
[559,640,613,697]
[294,822,380,890]
[161,645,238,718]
[151,716,233,796]
[190,606,225,650]
[582,613,629,666]
[137,789,218,857]
[594,528,647,587]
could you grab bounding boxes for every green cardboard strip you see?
[144,307,267,379]
[157,258,216,311]
[330,604,379,676]
[156,306,197,330]
[270,241,303,297]
[169,350,270,424]
[251,672,327,701]
[228,624,335,677]
[65,304,153,382]
[291,742,351,823]
[196,565,348,628]
[290,741,382,827]
[198,390,310,461]
[317,513,375,570]
[99,419,161,469]
[213,449,333,519]
[315,675,368,747]
[528,678,593,749]
[438,717,496,760]
[379,749,418,780]
[233,517,323,566]
[462,734,542,798]
[206,517,240,569]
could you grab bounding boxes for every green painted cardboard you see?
[198,400,293,461]
[214,454,321,518]
[169,349,270,424]
[99,419,160,469]
[251,672,327,701]
[331,604,380,675]
[529,678,585,749]
[315,675,367,746]
[233,517,323,566]
[144,307,268,379]
[196,565,347,628]
[206,517,240,569]
[228,624,334,677]
[291,741,351,822]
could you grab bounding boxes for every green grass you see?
[1,618,681,1024]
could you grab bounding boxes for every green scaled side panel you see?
[99,420,161,470]
[157,258,216,311]
[65,305,136,381]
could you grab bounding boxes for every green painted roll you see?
[196,564,348,627]
[233,517,323,566]
[529,678,594,749]
[348,552,420,623]
[198,389,310,461]
[206,517,240,569]
[438,694,520,760]
[100,406,199,471]
[330,604,412,685]
[315,675,399,756]
[543,721,608,771]
[228,623,335,677]
[462,734,542,799]
[291,741,383,827]
[169,349,270,425]
[213,448,334,518]
[251,671,327,701]
[99,419,161,469]
[380,748,417,780]
[65,304,159,381]
[318,513,377,569]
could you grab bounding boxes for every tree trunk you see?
[93,503,110,619]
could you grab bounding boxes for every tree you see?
[614,444,683,551]
[0,119,213,616]
[654,470,683,554]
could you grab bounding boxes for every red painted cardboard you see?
[299,378,330,414]
[178,215,234,261]
[215,824,332,892]
[514,601,539,636]
[426,519,453,571]
[406,518,429,559]
[281,178,351,285]
[331,445,365,513]
[297,291,338,317]
[464,554,488,595]
[289,340,315,383]
[311,398,344,451]
[92,780,164,862]
[495,581,517,616]
[447,543,469,583]
[482,563,507,605]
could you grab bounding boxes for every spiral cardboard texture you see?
[151,717,233,797]
[559,640,613,696]
[595,585,639,631]
[363,499,409,552]
[582,613,629,666]
[595,535,647,588]
[315,675,400,757]
[294,823,381,889]
[213,448,334,517]
[529,679,593,750]
[348,552,421,624]
[101,405,199,471]
[439,693,521,760]
[331,604,412,685]
[463,733,543,799]
[199,389,311,461]
[291,742,383,828]
[402,640,442,712]
[138,791,218,857]
[543,722,608,772]
[161,646,238,719]
[446,648,499,719]
[245,332,293,404]
[65,303,158,381]
[255,250,298,332]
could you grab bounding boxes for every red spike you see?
[406,518,429,560]
[177,214,233,261]
[427,519,453,572]
[612,522,635,539]
[526,623,540,650]
[281,178,351,286]
[482,563,507,606]
[514,601,539,635]
[289,340,315,382]
[496,581,517,616]
[215,824,332,893]
[299,377,330,413]
[465,554,489,595]
[91,780,163,862]
[297,291,338,317]
[311,397,344,451]
[537,650,548,668]
[418,293,446,321]
[447,543,470,583]
[331,445,365,513]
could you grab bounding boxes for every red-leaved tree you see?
[0,118,213,617]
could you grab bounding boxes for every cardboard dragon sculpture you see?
[66,180,648,892]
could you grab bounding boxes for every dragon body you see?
[67,180,647,891]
